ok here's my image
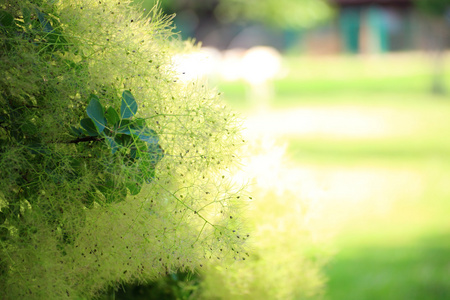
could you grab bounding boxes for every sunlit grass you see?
[326,235,450,300]
[220,52,450,300]
[221,51,450,109]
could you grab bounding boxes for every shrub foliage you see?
[0,0,247,298]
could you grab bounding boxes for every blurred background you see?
[123,0,450,299]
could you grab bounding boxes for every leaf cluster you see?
[71,91,164,196]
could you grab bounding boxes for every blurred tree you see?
[415,0,450,15]
[414,0,450,94]
[135,0,334,47]
[138,0,333,29]
[215,0,334,29]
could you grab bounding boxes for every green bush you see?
[0,0,247,298]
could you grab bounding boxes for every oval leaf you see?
[117,127,131,135]
[36,10,54,33]
[132,127,159,145]
[120,90,138,119]
[126,182,141,195]
[148,144,164,165]
[118,120,159,145]
[22,7,31,24]
[105,107,120,126]
[86,95,106,133]
[80,118,98,136]
[69,126,83,137]
[116,119,133,135]
[105,136,119,154]
[0,10,14,27]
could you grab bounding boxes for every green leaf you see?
[117,120,159,145]
[22,7,31,24]
[144,169,156,183]
[0,10,14,27]
[105,107,120,126]
[120,90,138,119]
[114,133,133,148]
[105,136,119,154]
[36,10,53,33]
[47,31,68,51]
[21,121,37,136]
[86,95,106,133]
[116,119,133,135]
[133,118,147,127]
[133,128,159,145]
[147,144,164,165]
[0,113,7,123]
[27,144,50,155]
[97,179,127,204]
[69,126,83,137]
[129,148,137,160]
[45,168,64,185]
[80,118,98,136]
[126,181,141,195]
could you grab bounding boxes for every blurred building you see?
[139,0,446,55]
[329,0,415,54]
[304,0,450,55]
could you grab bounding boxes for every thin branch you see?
[66,136,104,144]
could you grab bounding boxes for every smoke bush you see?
[0,0,247,298]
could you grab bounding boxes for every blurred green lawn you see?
[219,53,450,300]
